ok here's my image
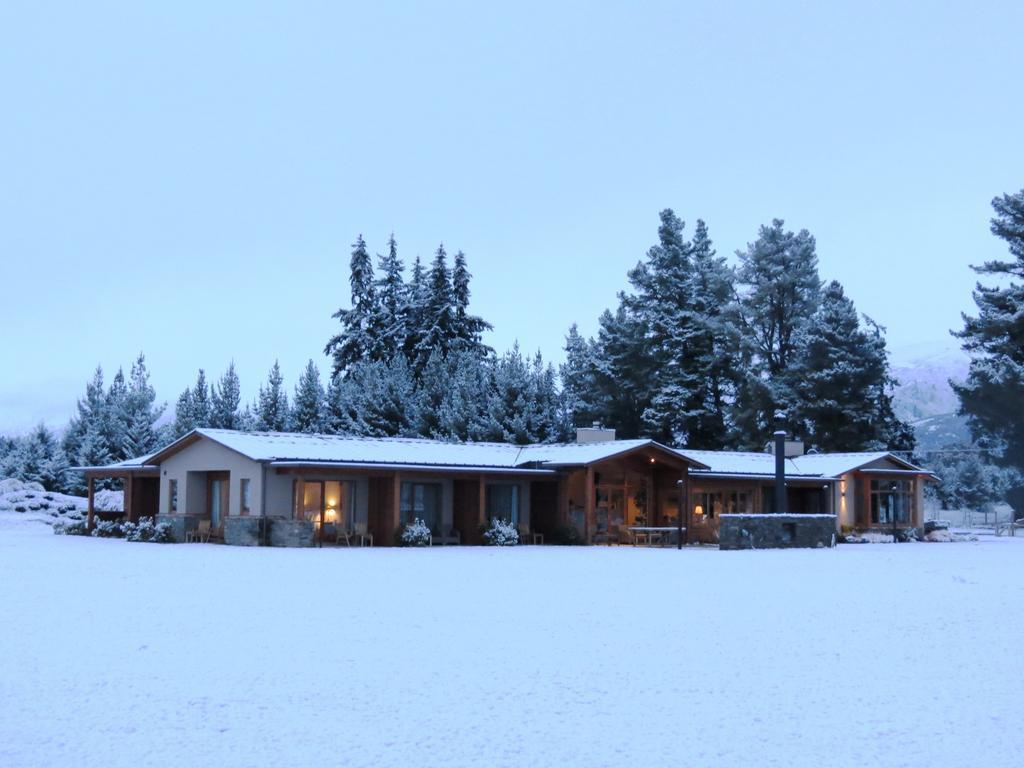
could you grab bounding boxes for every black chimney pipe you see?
[773,412,787,514]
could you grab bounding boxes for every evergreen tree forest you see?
[1,216,921,496]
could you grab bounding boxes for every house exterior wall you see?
[160,438,264,519]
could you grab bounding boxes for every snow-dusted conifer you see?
[325,234,377,377]
[255,361,289,431]
[291,360,327,433]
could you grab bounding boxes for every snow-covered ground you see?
[1,515,1021,768]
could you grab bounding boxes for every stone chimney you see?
[576,421,616,444]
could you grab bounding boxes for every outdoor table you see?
[628,526,685,547]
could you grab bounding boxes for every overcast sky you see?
[1,1,1022,434]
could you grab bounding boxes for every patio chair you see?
[208,523,224,543]
[518,524,543,545]
[616,526,635,546]
[187,519,211,543]
[336,526,355,546]
[353,521,373,547]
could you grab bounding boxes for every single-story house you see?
[78,426,933,546]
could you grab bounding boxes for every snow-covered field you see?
[1,516,1021,768]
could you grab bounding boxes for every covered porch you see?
[82,466,160,529]
[274,464,560,546]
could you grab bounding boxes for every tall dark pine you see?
[790,281,913,452]
[122,353,165,456]
[732,219,822,445]
[954,188,1024,514]
[414,245,456,369]
[368,234,406,361]
[646,219,738,448]
[325,234,377,377]
[401,256,428,368]
[560,324,605,430]
[451,250,492,355]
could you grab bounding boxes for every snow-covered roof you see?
[75,453,159,472]
[142,429,706,471]
[682,449,930,479]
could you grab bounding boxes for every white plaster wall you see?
[160,438,264,518]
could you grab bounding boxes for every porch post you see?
[678,472,686,549]
[391,472,402,540]
[124,473,134,523]
[87,476,95,530]
[294,477,305,520]
[584,466,595,544]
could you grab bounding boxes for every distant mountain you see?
[889,340,970,422]
[889,340,972,451]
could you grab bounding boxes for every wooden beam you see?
[124,474,134,523]
[87,476,95,530]
[392,472,402,539]
[584,466,595,544]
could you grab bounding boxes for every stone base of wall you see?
[719,514,837,550]
[225,516,267,546]
[155,514,202,543]
[268,518,316,548]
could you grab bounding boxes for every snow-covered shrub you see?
[124,517,172,543]
[482,518,519,546]
[91,519,125,538]
[93,489,125,513]
[401,518,432,546]
[57,503,78,514]
[14,505,27,513]
[53,520,89,536]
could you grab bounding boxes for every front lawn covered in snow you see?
[0,516,1021,768]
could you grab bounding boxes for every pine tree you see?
[953,188,1024,515]
[451,250,493,355]
[255,361,290,431]
[104,368,129,460]
[414,244,456,368]
[789,281,913,452]
[592,306,652,439]
[63,366,108,468]
[671,219,738,448]
[191,370,211,428]
[732,219,822,444]
[210,362,242,429]
[325,234,378,377]
[401,255,429,367]
[559,324,605,430]
[368,234,407,361]
[292,360,327,433]
[121,353,165,457]
[172,388,197,438]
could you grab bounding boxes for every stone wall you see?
[267,517,316,548]
[719,514,837,550]
[225,516,266,546]
[155,514,202,543]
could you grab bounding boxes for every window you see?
[692,490,752,519]
[168,479,178,514]
[870,479,913,525]
[240,479,252,516]
[486,484,520,525]
[400,482,442,532]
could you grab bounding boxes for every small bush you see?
[91,519,125,538]
[550,524,583,545]
[57,503,78,514]
[43,494,54,502]
[53,520,89,536]
[14,505,27,513]
[124,517,173,543]
[400,518,432,546]
[482,518,519,546]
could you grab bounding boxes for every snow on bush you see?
[90,519,125,538]
[482,518,519,546]
[53,519,89,536]
[0,477,88,522]
[401,518,432,546]
[93,489,124,512]
[122,516,172,543]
